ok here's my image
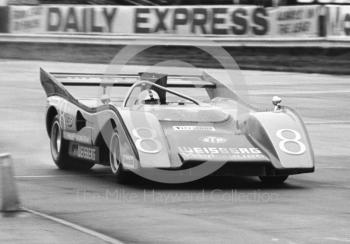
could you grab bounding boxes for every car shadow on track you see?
[70,166,309,191]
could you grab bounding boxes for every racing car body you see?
[40,68,314,184]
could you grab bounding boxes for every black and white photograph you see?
[0,0,349,243]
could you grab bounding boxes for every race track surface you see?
[0,60,349,243]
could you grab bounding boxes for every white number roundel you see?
[132,128,162,154]
[276,129,306,155]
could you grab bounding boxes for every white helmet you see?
[138,89,160,105]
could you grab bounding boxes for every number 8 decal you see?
[276,129,306,155]
[132,127,162,154]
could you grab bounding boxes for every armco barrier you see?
[0,33,349,47]
[0,34,349,75]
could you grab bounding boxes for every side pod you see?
[242,107,315,170]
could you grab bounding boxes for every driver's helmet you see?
[138,89,160,105]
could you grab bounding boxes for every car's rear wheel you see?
[109,132,130,183]
[259,175,288,185]
[50,115,94,170]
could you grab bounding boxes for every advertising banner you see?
[269,5,320,37]
[6,5,320,37]
[327,5,350,37]
[8,5,271,36]
[8,5,45,33]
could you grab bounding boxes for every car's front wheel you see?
[109,132,130,183]
[259,175,288,185]
[50,115,94,170]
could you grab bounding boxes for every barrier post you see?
[319,5,327,37]
[0,6,9,33]
[0,153,21,212]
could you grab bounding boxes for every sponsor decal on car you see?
[179,146,262,155]
[178,146,266,160]
[69,143,99,162]
[201,136,227,144]
[64,132,90,144]
[122,154,135,168]
[64,114,74,128]
[172,126,215,131]
[181,154,265,160]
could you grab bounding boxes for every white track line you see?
[305,120,350,125]
[15,174,112,178]
[318,166,348,169]
[323,237,350,243]
[22,207,124,244]
[15,175,77,178]
[250,90,350,95]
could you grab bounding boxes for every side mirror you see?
[272,96,282,112]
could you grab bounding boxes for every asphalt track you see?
[1,59,350,244]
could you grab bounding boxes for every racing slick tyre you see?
[259,175,288,185]
[50,116,94,170]
[109,132,131,184]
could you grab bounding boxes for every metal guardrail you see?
[0,33,350,48]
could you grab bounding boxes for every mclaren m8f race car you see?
[40,68,314,184]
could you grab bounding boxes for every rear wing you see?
[40,68,255,111]
[41,68,216,88]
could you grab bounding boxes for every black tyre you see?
[50,115,94,170]
[259,175,288,185]
[109,132,130,184]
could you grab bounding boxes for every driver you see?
[137,89,160,105]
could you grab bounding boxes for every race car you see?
[40,68,314,184]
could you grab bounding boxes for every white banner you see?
[269,5,320,37]
[8,5,271,36]
[327,5,350,37]
[7,5,320,37]
[8,5,45,33]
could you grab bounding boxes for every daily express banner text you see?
[7,5,320,37]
